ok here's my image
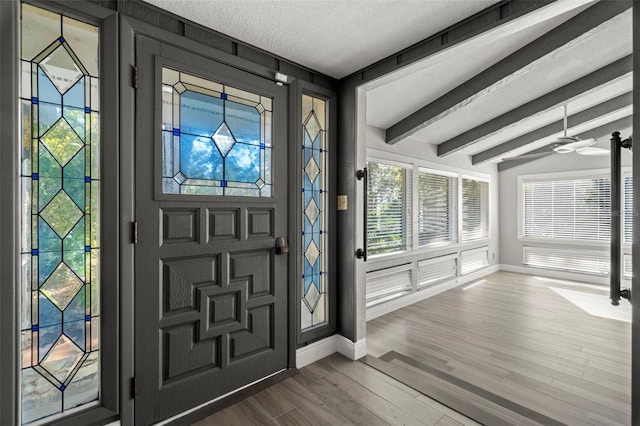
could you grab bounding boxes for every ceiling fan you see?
[503,105,609,161]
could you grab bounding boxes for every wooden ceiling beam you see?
[384,0,631,146]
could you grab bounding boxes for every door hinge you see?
[130,377,137,399]
[132,65,138,89]
[132,221,138,244]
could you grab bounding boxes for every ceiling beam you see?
[436,56,632,156]
[384,0,631,146]
[472,92,632,165]
[498,115,633,171]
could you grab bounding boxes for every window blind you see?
[418,171,456,246]
[460,247,489,275]
[624,253,632,279]
[367,162,410,255]
[624,175,632,244]
[417,254,457,288]
[523,177,610,242]
[366,265,412,307]
[462,178,489,241]
[523,246,609,275]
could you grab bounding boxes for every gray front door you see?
[134,36,289,425]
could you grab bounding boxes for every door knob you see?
[276,237,289,255]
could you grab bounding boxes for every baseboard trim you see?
[296,335,367,368]
[366,265,499,321]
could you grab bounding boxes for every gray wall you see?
[498,135,632,274]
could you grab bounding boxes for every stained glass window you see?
[20,4,100,423]
[301,95,327,330]
[162,68,273,196]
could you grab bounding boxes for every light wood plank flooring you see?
[366,271,631,426]
[192,354,480,426]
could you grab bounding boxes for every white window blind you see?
[460,247,489,275]
[624,253,632,279]
[624,175,633,243]
[418,171,456,246]
[523,177,610,242]
[367,162,410,256]
[417,254,457,288]
[462,178,489,241]
[523,246,609,275]
[366,265,412,307]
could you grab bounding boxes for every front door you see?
[133,36,289,424]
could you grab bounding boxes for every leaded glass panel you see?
[20,4,100,423]
[301,95,327,330]
[162,68,272,196]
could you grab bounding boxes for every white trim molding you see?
[296,335,367,368]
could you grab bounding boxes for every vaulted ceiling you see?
[144,0,632,171]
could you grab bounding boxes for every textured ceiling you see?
[142,0,501,79]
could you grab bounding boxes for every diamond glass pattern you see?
[20,4,100,423]
[40,191,83,238]
[301,95,327,331]
[162,68,272,196]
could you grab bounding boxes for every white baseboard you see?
[498,264,610,286]
[296,335,367,368]
[366,265,499,321]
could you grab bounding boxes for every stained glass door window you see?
[19,4,100,423]
[301,95,327,330]
[162,68,272,196]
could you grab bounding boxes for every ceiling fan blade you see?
[576,146,609,156]
[559,138,597,151]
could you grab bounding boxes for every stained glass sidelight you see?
[20,4,100,424]
[301,95,327,330]
[162,68,273,196]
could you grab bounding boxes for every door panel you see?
[134,36,288,425]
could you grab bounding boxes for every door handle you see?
[356,168,368,261]
[276,237,289,255]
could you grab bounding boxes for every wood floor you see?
[191,271,630,425]
[366,271,631,426]
[192,354,480,426]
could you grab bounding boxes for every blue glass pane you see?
[39,104,62,137]
[304,275,313,293]
[304,130,312,148]
[38,67,61,105]
[63,218,85,251]
[180,91,223,137]
[39,178,62,211]
[39,142,62,177]
[225,101,260,144]
[39,252,61,286]
[39,218,61,254]
[63,108,85,141]
[39,294,62,361]
[179,135,223,180]
[225,144,260,183]
[63,78,84,109]
[63,289,85,350]
[64,250,85,279]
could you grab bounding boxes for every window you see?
[522,176,610,242]
[418,170,456,246]
[462,178,489,241]
[367,162,410,256]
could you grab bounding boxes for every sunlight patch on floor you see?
[550,287,631,323]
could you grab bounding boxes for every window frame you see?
[417,167,458,248]
[517,169,613,247]
[366,158,412,258]
[2,1,124,425]
[461,175,490,242]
